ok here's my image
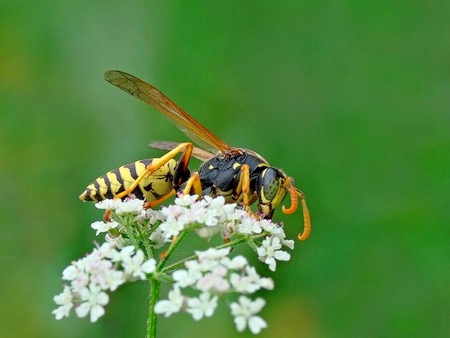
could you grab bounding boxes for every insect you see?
[79,70,311,241]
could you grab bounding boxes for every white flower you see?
[63,262,89,292]
[185,248,228,273]
[260,219,286,238]
[94,197,145,215]
[173,268,202,288]
[196,266,230,292]
[196,247,231,261]
[149,227,168,249]
[98,269,124,291]
[121,250,156,280]
[106,245,135,262]
[185,258,216,273]
[194,223,222,239]
[62,265,79,281]
[230,273,255,293]
[85,258,116,289]
[75,285,109,322]
[52,286,74,320]
[256,236,291,271]
[237,215,263,235]
[229,266,273,294]
[159,215,185,238]
[91,220,119,236]
[142,209,165,224]
[187,292,218,320]
[220,255,247,270]
[191,205,220,228]
[245,266,274,291]
[175,194,198,206]
[280,238,295,250]
[263,222,295,249]
[203,195,225,208]
[230,296,267,334]
[141,258,157,275]
[104,233,125,248]
[222,203,239,219]
[115,198,145,215]
[154,287,184,317]
[97,241,118,255]
[95,199,123,210]
[65,247,120,292]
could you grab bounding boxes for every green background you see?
[2,1,449,337]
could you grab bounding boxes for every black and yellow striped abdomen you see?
[79,158,177,203]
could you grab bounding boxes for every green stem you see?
[146,230,188,338]
[121,214,140,249]
[157,230,188,271]
[147,278,160,338]
[135,220,153,259]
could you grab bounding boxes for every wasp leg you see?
[104,189,176,222]
[173,143,194,190]
[114,142,193,200]
[159,173,203,261]
[234,164,253,214]
[103,209,112,222]
[144,189,176,209]
[182,173,203,197]
[162,173,202,260]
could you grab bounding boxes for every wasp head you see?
[256,167,291,218]
[256,167,311,241]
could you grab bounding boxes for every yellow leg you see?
[182,173,203,197]
[144,189,176,209]
[241,164,251,210]
[115,142,193,199]
[103,209,111,222]
[234,164,252,213]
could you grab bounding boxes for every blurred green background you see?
[2,1,449,337]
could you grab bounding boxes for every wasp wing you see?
[149,141,216,161]
[104,70,234,155]
[150,141,215,162]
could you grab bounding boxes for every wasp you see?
[79,71,311,241]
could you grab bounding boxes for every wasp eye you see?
[261,168,280,201]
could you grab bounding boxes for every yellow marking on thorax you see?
[232,162,241,170]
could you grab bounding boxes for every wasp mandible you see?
[79,71,311,241]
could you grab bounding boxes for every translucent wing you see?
[104,70,234,155]
[150,141,215,162]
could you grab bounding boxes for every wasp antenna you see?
[297,192,311,241]
[282,179,298,215]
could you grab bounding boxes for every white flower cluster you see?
[158,194,238,239]
[92,195,294,272]
[52,243,156,322]
[95,198,145,215]
[155,247,272,334]
[54,195,296,335]
[159,196,295,272]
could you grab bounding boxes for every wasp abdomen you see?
[79,158,176,203]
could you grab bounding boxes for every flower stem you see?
[121,214,140,249]
[146,230,188,338]
[156,230,188,271]
[147,278,160,338]
[135,220,153,259]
